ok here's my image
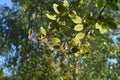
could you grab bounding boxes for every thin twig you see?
[81,2,107,44]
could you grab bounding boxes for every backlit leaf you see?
[41,38,48,43]
[96,23,107,34]
[57,17,66,25]
[49,38,60,43]
[74,24,83,31]
[63,0,69,8]
[71,38,80,46]
[95,23,101,29]
[75,53,80,57]
[88,30,96,40]
[83,42,90,47]
[68,10,77,19]
[46,13,56,20]
[68,10,82,24]
[71,15,82,24]
[53,4,60,14]
[49,44,54,50]
[99,27,107,34]
[40,26,46,36]
[53,44,60,49]
[75,33,85,40]
[57,5,67,15]
[28,28,33,35]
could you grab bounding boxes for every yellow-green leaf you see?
[71,38,80,46]
[57,5,68,16]
[83,42,90,47]
[57,18,66,25]
[80,50,87,59]
[68,10,82,23]
[95,23,101,29]
[49,38,60,43]
[46,13,56,20]
[52,44,60,50]
[53,4,60,14]
[74,24,83,31]
[68,10,77,19]
[41,38,48,43]
[75,53,80,57]
[48,44,54,50]
[40,26,46,36]
[96,23,107,34]
[75,33,85,40]
[72,15,82,24]
[63,0,69,8]
[99,27,107,34]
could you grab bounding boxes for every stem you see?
[81,2,107,44]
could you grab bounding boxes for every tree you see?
[0,0,120,80]
[0,67,10,80]
[0,68,4,80]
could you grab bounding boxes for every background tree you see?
[0,68,4,80]
[0,0,120,80]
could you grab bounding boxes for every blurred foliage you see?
[0,0,120,80]
[0,67,10,80]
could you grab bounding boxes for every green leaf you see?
[108,3,119,11]
[75,53,80,57]
[41,38,48,43]
[40,26,46,36]
[71,15,82,24]
[99,27,107,34]
[103,17,114,23]
[68,10,82,24]
[48,44,54,50]
[71,38,80,46]
[74,24,83,31]
[96,0,103,9]
[53,44,60,49]
[63,0,69,8]
[108,22,117,29]
[49,38,60,43]
[68,10,77,19]
[58,20,66,26]
[83,42,90,47]
[57,17,66,25]
[88,30,96,40]
[96,23,107,34]
[46,13,56,20]
[75,33,85,40]
[57,4,67,15]
[95,23,101,29]
[80,49,89,58]
[53,4,60,14]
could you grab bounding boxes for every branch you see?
[81,2,107,44]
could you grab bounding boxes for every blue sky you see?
[0,0,12,7]
[0,0,13,76]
